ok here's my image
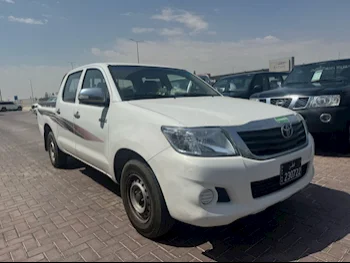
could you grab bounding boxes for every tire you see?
[17,107,23,111]
[0,107,7,112]
[46,132,67,168]
[121,159,174,239]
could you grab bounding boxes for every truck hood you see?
[253,82,350,98]
[128,96,294,126]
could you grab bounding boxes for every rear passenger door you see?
[56,71,83,156]
[74,68,111,173]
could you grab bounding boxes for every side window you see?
[268,75,283,89]
[62,71,82,103]
[213,79,228,92]
[81,69,110,102]
[262,76,269,91]
[252,75,269,91]
[252,75,263,88]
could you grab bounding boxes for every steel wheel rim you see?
[128,174,151,223]
[49,140,56,163]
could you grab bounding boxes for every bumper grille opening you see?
[216,187,231,203]
[238,121,307,157]
[270,98,292,108]
[251,163,309,199]
[294,97,309,109]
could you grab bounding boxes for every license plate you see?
[280,158,302,186]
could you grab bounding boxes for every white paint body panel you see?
[37,63,315,228]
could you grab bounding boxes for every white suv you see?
[0,101,22,112]
[37,63,315,239]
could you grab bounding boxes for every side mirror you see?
[78,88,108,106]
[253,85,262,93]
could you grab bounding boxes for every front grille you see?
[251,163,308,199]
[238,121,307,156]
[259,99,267,103]
[270,98,292,108]
[294,97,309,109]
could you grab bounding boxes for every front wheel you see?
[121,160,174,239]
[46,132,67,168]
[0,107,7,112]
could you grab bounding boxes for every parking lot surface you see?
[0,111,350,262]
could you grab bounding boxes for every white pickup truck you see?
[37,63,315,239]
[0,101,22,112]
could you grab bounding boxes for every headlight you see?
[250,98,260,102]
[308,95,340,108]
[161,127,239,157]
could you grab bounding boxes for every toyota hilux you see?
[36,63,315,238]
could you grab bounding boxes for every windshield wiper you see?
[173,94,217,98]
[311,79,347,83]
[284,81,309,85]
[124,93,218,101]
[124,94,174,101]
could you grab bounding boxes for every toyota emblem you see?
[281,123,293,139]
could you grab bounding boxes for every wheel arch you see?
[113,148,151,184]
[44,124,53,151]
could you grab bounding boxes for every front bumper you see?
[297,106,350,133]
[149,134,315,227]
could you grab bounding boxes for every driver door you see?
[74,68,111,173]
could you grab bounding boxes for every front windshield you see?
[108,66,220,101]
[284,60,350,86]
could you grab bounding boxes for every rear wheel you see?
[46,132,67,168]
[121,159,174,239]
[0,107,7,112]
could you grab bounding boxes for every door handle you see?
[74,112,80,119]
[56,109,61,114]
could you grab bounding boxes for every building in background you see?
[269,57,295,73]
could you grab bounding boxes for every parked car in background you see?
[250,58,350,147]
[213,71,289,99]
[37,63,314,239]
[0,101,22,112]
[40,97,57,108]
[197,74,216,85]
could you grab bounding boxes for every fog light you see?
[320,113,332,123]
[200,189,215,205]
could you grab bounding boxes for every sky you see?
[1,0,350,100]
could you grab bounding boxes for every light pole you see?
[69,62,75,70]
[0,89,2,101]
[129,39,144,64]
[29,79,34,102]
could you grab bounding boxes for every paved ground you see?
[1,111,350,262]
